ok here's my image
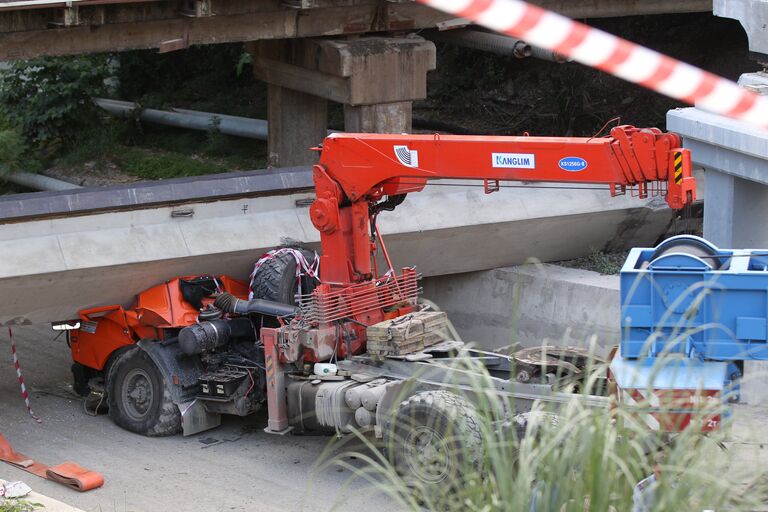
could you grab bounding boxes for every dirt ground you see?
[0,325,399,512]
[418,13,757,137]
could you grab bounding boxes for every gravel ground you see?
[0,325,400,512]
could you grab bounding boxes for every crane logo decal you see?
[394,146,419,168]
[492,153,536,169]
[558,156,588,172]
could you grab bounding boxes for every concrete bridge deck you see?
[0,167,673,325]
[0,0,712,60]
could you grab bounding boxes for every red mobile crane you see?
[68,126,694,485]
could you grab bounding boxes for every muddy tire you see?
[106,346,181,436]
[250,248,317,306]
[387,390,483,494]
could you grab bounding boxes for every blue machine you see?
[620,235,768,363]
[609,235,768,427]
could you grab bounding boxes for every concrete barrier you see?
[423,263,621,354]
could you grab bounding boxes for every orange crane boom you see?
[310,126,695,283]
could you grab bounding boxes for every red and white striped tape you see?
[9,327,41,423]
[417,0,768,129]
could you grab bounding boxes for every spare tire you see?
[250,248,318,306]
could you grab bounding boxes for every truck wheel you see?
[106,346,181,436]
[388,390,483,490]
[250,248,317,306]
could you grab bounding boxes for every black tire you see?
[250,248,318,306]
[387,390,483,495]
[106,346,181,436]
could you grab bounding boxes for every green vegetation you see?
[0,123,28,176]
[116,44,265,118]
[116,149,223,180]
[0,45,266,188]
[318,353,768,511]
[0,499,43,512]
[0,56,110,144]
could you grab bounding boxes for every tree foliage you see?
[0,56,110,144]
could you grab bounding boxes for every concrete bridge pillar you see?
[248,36,436,166]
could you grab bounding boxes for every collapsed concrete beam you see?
[0,178,672,325]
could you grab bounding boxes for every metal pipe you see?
[4,172,82,191]
[427,29,568,63]
[94,98,269,140]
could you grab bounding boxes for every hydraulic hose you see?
[214,292,300,318]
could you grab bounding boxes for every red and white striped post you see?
[417,0,768,129]
[9,327,42,423]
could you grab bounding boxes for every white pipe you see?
[94,98,269,140]
[5,172,82,191]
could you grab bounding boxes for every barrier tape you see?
[8,327,42,423]
[417,0,768,129]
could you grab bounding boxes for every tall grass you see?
[315,351,768,511]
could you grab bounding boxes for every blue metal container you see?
[620,235,768,361]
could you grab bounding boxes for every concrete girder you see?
[0,178,672,326]
[715,0,768,59]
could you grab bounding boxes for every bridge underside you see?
[0,0,712,60]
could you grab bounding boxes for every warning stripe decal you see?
[674,152,683,184]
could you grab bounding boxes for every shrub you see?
[0,55,110,144]
[0,127,28,174]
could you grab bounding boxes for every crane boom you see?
[310,125,696,283]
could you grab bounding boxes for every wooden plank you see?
[0,3,379,59]
[254,56,351,104]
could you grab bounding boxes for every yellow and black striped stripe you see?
[673,151,683,184]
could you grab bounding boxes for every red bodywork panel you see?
[70,276,248,371]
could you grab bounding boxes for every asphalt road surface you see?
[0,325,401,512]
